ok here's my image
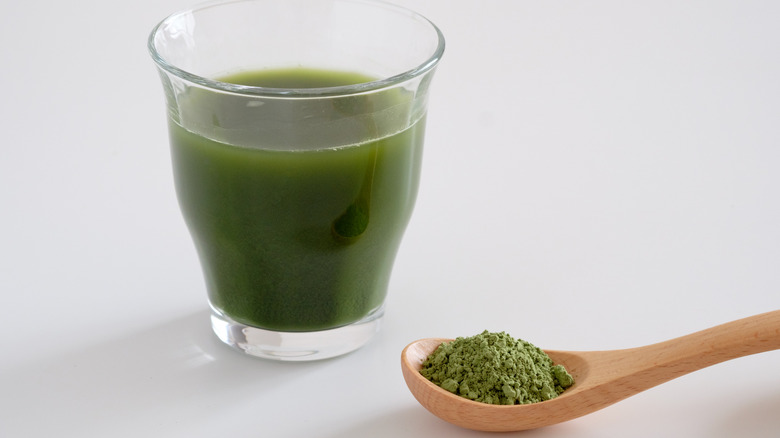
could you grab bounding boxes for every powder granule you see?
[420,330,574,405]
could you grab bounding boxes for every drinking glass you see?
[148,0,444,360]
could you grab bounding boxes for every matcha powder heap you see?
[420,330,574,405]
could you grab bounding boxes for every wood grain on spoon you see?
[401,310,780,432]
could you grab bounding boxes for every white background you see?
[1,0,779,436]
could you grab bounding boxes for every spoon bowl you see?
[401,310,780,432]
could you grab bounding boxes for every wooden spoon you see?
[401,310,780,432]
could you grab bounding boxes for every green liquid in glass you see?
[169,68,425,332]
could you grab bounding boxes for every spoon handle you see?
[585,309,780,393]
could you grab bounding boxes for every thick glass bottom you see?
[209,303,383,361]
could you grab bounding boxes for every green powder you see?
[420,330,574,405]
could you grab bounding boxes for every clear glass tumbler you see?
[148,0,444,360]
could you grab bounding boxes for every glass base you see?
[209,304,383,361]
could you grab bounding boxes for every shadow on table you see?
[320,405,581,438]
[0,310,324,435]
[711,389,780,438]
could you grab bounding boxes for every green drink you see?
[170,68,425,332]
[149,0,443,360]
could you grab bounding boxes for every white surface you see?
[1,0,779,436]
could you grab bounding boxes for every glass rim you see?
[147,0,445,98]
